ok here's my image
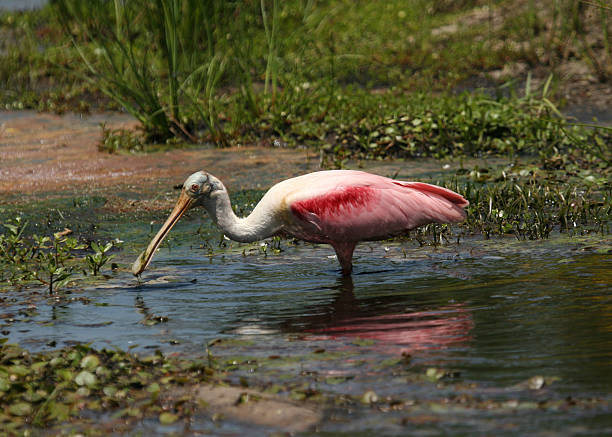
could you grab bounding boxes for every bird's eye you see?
[190,183,200,192]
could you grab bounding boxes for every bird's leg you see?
[331,242,356,276]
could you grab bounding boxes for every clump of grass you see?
[379,158,611,247]
[459,180,606,240]
[54,0,232,142]
[398,175,610,248]
[98,123,144,154]
[452,161,611,240]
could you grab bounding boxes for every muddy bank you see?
[0,111,320,200]
[0,110,474,218]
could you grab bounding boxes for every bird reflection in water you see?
[291,277,474,355]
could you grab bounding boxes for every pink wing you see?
[288,171,468,243]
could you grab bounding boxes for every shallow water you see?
[2,234,611,435]
[0,0,47,11]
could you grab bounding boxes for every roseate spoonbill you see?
[132,170,468,276]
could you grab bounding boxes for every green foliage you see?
[0,217,116,293]
[98,122,144,153]
[52,0,243,142]
[1,1,611,164]
[0,217,32,284]
[261,86,610,166]
[459,179,608,240]
[0,341,214,433]
[29,233,86,295]
[451,161,611,240]
[396,165,611,248]
[85,241,114,276]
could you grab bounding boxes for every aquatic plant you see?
[97,122,145,154]
[0,341,214,433]
[54,0,232,142]
[315,87,612,162]
[450,163,611,240]
[0,217,33,285]
[84,241,114,276]
[0,217,117,293]
[30,233,85,295]
[0,219,79,294]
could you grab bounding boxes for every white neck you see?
[202,188,280,243]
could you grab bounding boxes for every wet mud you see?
[0,111,320,200]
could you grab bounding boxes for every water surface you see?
[2,234,611,435]
[0,0,47,11]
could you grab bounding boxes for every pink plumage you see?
[276,170,468,274]
[133,169,469,276]
[289,172,467,240]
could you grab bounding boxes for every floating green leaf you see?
[159,412,179,425]
[9,402,32,417]
[80,354,101,371]
[75,370,97,387]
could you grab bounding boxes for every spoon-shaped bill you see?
[132,190,194,275]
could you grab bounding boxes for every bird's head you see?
[131,170,221,276]
[183,171,224,204]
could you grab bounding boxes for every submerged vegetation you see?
[0,321,610,434]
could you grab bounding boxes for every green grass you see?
[1,0,610,149]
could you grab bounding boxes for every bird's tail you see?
[393,181,469,224]
[399,182,469,208]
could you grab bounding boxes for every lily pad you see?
[9,402,32,417]
[159,412,179,425]
[80,354,101,371]
[75,370,97,387]
[48,402,71,421]
[0,377,10,392]
[147,382,161,393]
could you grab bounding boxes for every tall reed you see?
[261,0,279,96]
[583,0,612,81]
[54,0,240,142]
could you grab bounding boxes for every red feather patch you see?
[291,186,375,221]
